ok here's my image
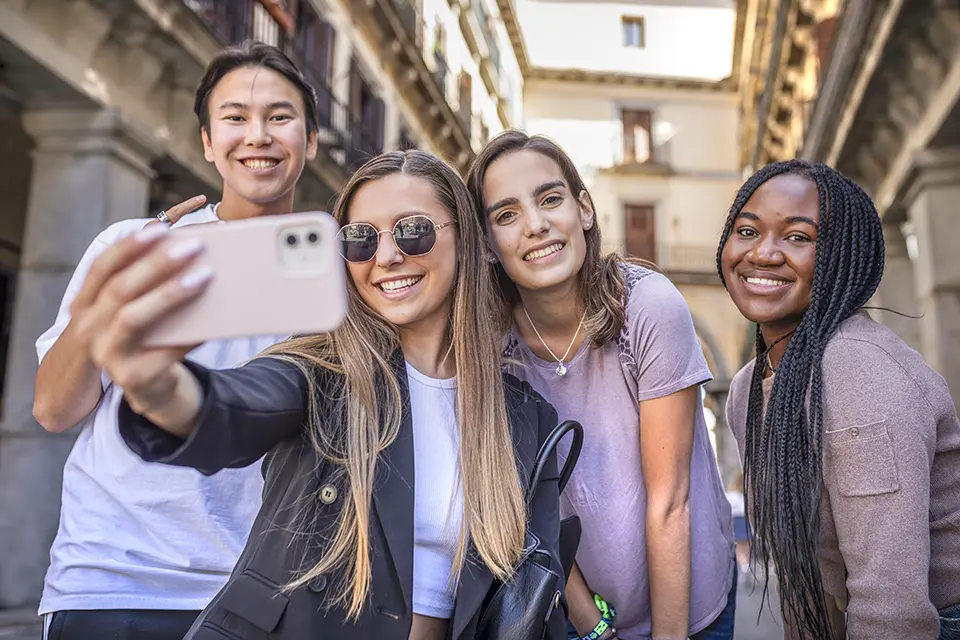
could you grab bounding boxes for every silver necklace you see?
[522,307,587,377]
[766,353,777,373]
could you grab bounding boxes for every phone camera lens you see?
[286,234,298,247]
[307,231,319,244]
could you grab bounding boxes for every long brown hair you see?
[263,150,527,617]
[465,130,627,345]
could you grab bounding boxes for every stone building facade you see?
[740,0,960,403]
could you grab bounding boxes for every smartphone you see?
[143,211,348,347]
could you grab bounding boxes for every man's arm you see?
[33,320,105,432]
[33,196,206,432]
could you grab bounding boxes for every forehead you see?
[743,174,820,221]
[347,173,449,224]
[482,149,566,204]
[210,66,304,109]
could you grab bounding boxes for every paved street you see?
[0,578,786,640]
[735,572,784,639]
[0,608,40,640]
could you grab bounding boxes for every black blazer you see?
[119,352,567,640]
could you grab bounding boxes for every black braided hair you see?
[716,160,885,640]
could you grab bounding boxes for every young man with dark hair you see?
[33,41,318,640]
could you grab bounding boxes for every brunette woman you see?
[468,131,736,640]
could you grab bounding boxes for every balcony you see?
[350,0,473,167]
[657,244,720,284]
[455,0,502,101]
[182,0,285,47]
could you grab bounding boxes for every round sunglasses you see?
[337,215,457,263]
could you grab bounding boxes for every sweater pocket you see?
[825,419,900,497]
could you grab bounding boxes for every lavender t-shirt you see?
[504,266,735,639]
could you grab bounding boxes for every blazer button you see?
[308,574,328,593]
[320,484,338,504]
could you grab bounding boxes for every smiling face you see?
[202,65,317,210]
[344,173,458,336]
[481,150,594,296]
[721,173,820,334]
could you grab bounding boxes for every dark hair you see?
[193,40,319,135]
[716,160,884,640]
[465,130,625,345]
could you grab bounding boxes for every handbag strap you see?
[525,420,583,505]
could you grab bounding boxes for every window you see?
[622,16,645,48]
[348,60,385,167]
[624,204,656,262]
[458,71,473,123]
[434,19,447,56]
[294,3,336,127]
[622,108,653,164]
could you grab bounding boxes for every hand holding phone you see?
[143,211,348,346]
[80,211,348,419]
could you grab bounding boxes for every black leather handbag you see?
[475,420,584,640]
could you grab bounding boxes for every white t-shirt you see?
[37,204,287,614]
[407,362,462,619]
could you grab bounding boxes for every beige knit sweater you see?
[727,312,960,639]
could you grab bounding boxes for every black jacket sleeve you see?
[119,356,309,476]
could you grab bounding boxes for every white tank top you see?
[406,362,463,619]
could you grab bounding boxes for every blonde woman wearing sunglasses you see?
[72,150,568,640]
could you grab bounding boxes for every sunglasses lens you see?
[395,216,437,257]
[338,224,378,262]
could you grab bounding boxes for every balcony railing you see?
[183,0,282,47]
[657,244,719,274]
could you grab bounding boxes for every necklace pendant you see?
[556,362,567,377]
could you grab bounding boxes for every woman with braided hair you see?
[719,160,960,640]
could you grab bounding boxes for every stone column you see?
[0,109,158,608]
[874,215,922,352]
[903,149,960,402]
[708,388,741,488]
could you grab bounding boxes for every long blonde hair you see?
[263,150,526,618]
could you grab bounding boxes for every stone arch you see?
[690,311,742,486]
[690,311,729,386]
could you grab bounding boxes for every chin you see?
[518,265,577,291]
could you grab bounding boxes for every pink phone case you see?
[143,212,348,347]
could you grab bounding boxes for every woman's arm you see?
[566,563,614,638]
[119,356,310,476]
[640,385,697,640]
[818,338,940,639]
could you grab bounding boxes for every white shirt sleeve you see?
[35,220,149,364]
